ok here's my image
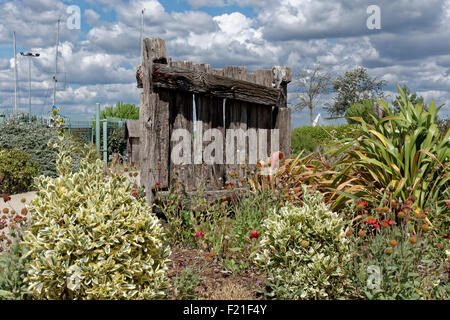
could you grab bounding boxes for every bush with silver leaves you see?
[256,185,350,299]
[22,110,170,299]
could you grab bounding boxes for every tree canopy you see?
[326,67,386,116]
[100,102,139,120]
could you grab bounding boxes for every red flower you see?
[2,194,11,203]
[445,201,450,206]
[21,208,28,215]
[154,182,162,188]
[13,215,25,222]
[373,223,380,229]
[364,218,378,225]
[194,231,205,239]
[401,205,412,211]
[249,230,259,239]
[131,190,138,198]
[356,201,368,210]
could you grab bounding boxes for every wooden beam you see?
[151,63,283,107]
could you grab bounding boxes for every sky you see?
[0,0,449,128]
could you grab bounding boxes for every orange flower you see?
[2,208,8,214]
[346,230,353,236]
[358,230,366,237]
[421,224,429,232]
[409,236,417,244]
[385,248,393,255]
[390,240,398,247]
[398,211,405,218]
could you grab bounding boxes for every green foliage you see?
[327,67,386,116]
[345,218,449,300]
[100,102,139,120]
[256,186,350,299]
[328,85,449,212]
[392,85,424,114]
[0,120,98,178]
[172,267,202,300]
[107,127,127,156]
[0,240,31,300]
[291,124,357,155]
[345,100,378,124]
[22,121,170,299]
[0,148,39,194]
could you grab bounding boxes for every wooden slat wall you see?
[138,37,291,204]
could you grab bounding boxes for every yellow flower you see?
[301,240,309,248]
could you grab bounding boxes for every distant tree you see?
[100,102,139,120]
[292,65,332,126]
[392,85,424,114]
[326,67,386,116]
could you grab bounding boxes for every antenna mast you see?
[52,19,60,107]
[140,9,145,57]
[13,31,18,113]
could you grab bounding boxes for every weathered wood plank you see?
[274,107,291,159]
[152,63,282,107]
[170,89,195,189]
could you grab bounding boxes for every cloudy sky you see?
[0,0,449,127]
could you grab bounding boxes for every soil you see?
[167,246,267,300]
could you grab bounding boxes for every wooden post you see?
[272,66,292,159]
[140,38,168,205]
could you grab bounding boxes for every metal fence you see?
[0,111,129,164]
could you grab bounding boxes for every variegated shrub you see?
[256,185,350,299]
[22,118,170,299]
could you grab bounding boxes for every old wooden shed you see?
[136,37,292,204]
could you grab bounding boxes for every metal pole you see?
[13,32,17,114]
[140,9,144,57]
[53,20,60,107]
[103,120,107,164]
[96,103,100,154]
[28,56,31,121]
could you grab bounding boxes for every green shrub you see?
[0,241,31,300]
[171,267,202,300]
[256,185,350,299]
[0,120,97,177]
[345,215,449,299]
[22,125,170,299]
[0,148,39,194]
[345,100,378,124]
[107,127,127,156]
[291,125,357,155]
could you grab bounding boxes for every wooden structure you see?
[125,120,141,165]
[136,37,292,204]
